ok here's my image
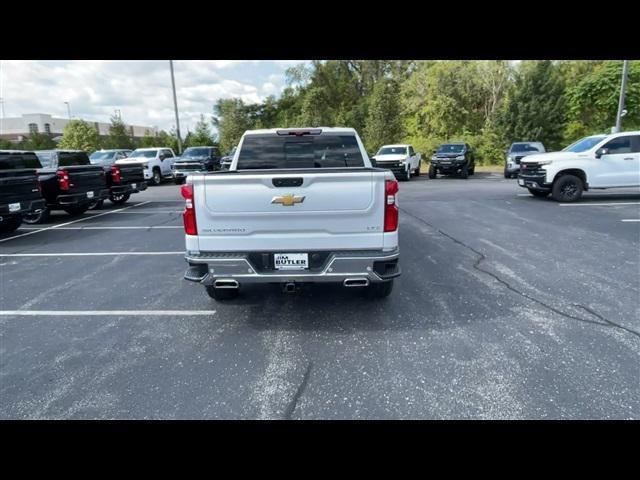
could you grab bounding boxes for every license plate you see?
[274,253,309,270]
[87,191,94,199]
[518,178,524,186]
[131,183,137,189]
[9,202,21,212]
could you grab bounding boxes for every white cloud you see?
[0,60,303,133]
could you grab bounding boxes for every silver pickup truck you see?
[181,127,401,301]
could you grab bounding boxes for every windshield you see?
[377,146,407,156]
[563,136,606,153]
[89,151,114,163]
[128,150,157,158]
[182,148,209,157]
[236,134,365,170]
[437,144,465,154]
[510,143,541,153]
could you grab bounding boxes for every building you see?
[0,113,158,143]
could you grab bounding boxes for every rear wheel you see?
[88,199,104,210]
[552,174,583,202]
[460,165,469,179]
[0,216,22,233]
[63,204,90,216]
[469,165,475,176]
[109,192,130,205]
[528,188,550,198]
[428,165,437,179]
[414,162,421,177]
[205,285,239,301]
[367,280,394,299]
[174,177,185,185]
[22,208,50,225]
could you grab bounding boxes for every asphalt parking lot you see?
[1,172,639,419]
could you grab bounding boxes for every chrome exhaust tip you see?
[343,278,370,287]
[213,279,239,289]
[282,282,296,293]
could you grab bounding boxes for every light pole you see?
[614,60,630,133]
[64,101,71,119]
[169,60,182,154]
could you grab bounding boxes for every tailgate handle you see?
[272,177,303,187]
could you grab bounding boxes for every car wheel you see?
[402,167,411,182]
[151,168,162,186]
[367,280,394,299]
[460,165,469,179]
[62,205,90,216]
[504,167,510,179]
[552,174,583,202]
[528,188,550,198]
[22,208,50,225]
[414,162,421,177]
[174,178,185,185]
[205,285,239,301]
[469,167,475,176]
[88,199,104,210]
[109,193,130,205]
[0,216,22,233]
[428,165,437,179]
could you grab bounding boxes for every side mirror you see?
[595,147,608,159]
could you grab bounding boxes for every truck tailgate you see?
[193,170,386,252]
[0,169,41,205]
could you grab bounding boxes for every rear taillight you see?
[181,183,197,235]
[110,165,122,183]
[57,169,70,191]
[384,179,399,232]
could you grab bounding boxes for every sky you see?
[0,60,307,135]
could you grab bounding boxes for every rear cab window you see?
[58,152,91,167]
[0,152,43,170]
[236,134,365,170]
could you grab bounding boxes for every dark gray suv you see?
[504,142,545,178]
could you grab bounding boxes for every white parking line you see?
[17,226,182,230]
[558,202,640,207]
[0,252,184,257]
[110,210,183,214]
[0,201,152,243]
[0,310,216,316]
[621,219,640,222]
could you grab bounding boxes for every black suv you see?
[172,146,222,184]
[25,150,110,224]
[428,143,475,179]
[0,150,47,233]
[88,149,147,208]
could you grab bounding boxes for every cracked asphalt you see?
[1,173,639,419]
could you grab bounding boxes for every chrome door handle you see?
[623,157,635,160]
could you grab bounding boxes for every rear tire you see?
[0,216,22,233]
[414,162,421,177]
[88,199,104,210]
[22,207,50,225]
[174,178,185,185]
[469,165,475,176]
[109,193,130,205]
[367,280,394,299]
[62,205,90,216]
[205,285,239,301]
[552,174,583,202]
[428,165,437,179]
[460,165,469,179]
[528,189,550,198]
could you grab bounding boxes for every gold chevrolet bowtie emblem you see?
[271,194,305,206]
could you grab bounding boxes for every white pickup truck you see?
[371,144,421,181]
[116,147,176,186]
[181,127,401,300]
[518,131,640,202]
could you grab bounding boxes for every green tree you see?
[138,130,157,148]
[498,60,567,150]
[16,132,57,150]
[363,79,404,152]
[0,139,15,149]
[184,114,214,147]
[104,115,134,149]
[58,120,101,152]
[213,98,254,153]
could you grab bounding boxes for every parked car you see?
[371,144,421,181]
[88,149,147,208]
[219,146,237,170]
[504,142,545,178]
[0,150,47,233]
[26,150,110,224]
[429,143,476,179]
[518,131,640,202]
[181,127,401,301]
[115,147,176,186]
[172,146,222,184]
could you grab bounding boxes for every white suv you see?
[518,131,640,202]
[116,147,176,186]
